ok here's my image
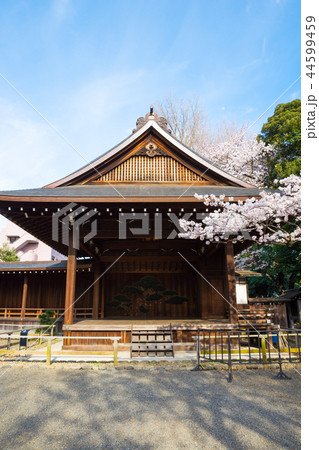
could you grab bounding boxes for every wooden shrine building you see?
[0,109,262,349]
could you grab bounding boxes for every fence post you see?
[113,338,118,367]
[227,331,233,382]
[46,338,51,366]
[261,336,267,363]
[296,330,301,361]
[275,331,291,379]
[192,329,204,371]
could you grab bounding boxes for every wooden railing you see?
[0,308,95,319]
[73,308,95,318]
[237,305,276,328]
[238,303,289,329]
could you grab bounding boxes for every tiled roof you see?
[0,260,92,271]
[0,185,261,198]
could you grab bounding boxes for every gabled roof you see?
[0,110,260,257]
[44,114,256,189]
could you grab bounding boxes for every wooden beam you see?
[64,234,77,325]
[100,255,199,263]
[21,275,28,318]
[106,268,186,273]
[225,242,238,324]
[80,241,99,259]
[94,239,202,250]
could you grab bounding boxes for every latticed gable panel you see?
[94,155,209,183]
[44,113,253,188]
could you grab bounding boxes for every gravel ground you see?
[0,365,300,449]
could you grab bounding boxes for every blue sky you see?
[0,0,300,229]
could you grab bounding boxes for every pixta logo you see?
[52,203,98,250]
[118,212,207,239]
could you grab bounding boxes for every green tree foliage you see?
[36,310,56,334]
[242,243,301,297]
[0,243,19,262]
[246,100,301,296]
[258,99,301,186]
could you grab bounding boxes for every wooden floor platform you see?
[62,318,233,352]
[64,318,231,331]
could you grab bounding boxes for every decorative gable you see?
[94,155,209,183]
[86,136,212,184]
[44,109,255,188]
[95,155,207,182]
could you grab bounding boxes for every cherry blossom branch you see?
[179,175,301,245]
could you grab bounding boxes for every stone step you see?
[131,350,174,357]
[131,328,174,358]
[131,343,173,352]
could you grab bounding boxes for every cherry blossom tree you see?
[180,175,301,246]
[200,130,276,187]
[159,96,301,296]
[158,96,277,187]
[158,98,276,187]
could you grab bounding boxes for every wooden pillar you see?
[225,242,238,324]
[101,271,105,319]
[64,238,77,325]
[21,275,28,319]
[92,262,101,320]
[198,260,209,319]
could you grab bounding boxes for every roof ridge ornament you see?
[133,105,172,134]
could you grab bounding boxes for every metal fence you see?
[193,328,301,382]
[0,333,123,366]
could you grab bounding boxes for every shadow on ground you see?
[0,366,300,449]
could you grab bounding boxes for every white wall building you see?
[0,220,66,261]
[235,270,262,304]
